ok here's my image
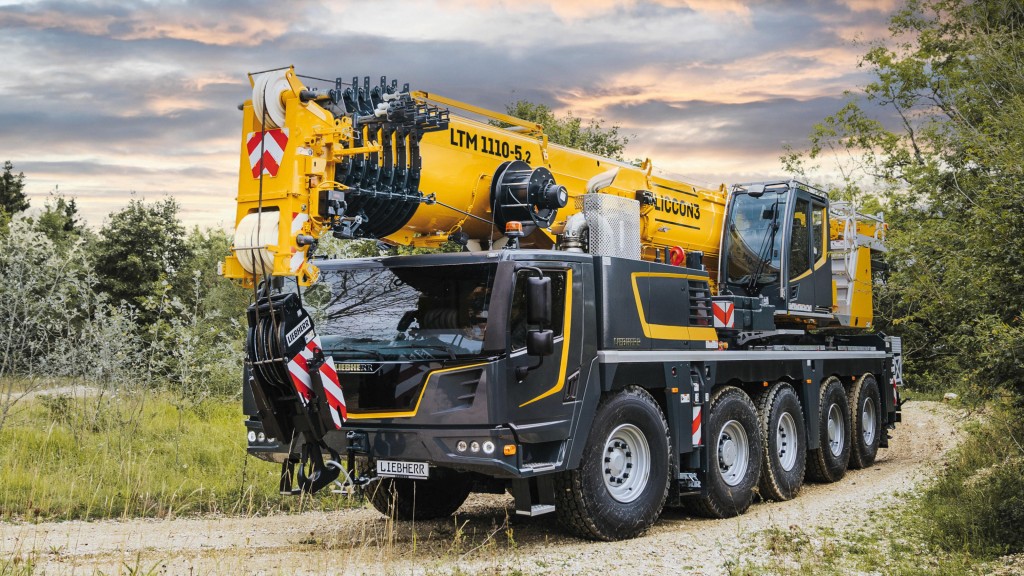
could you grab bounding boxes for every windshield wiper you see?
[329,346,384,360]
[386,343,458,359]
[747,197,781,295]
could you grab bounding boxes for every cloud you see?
[840,0,901,13]
[450,0,754,20]
[0,0,315,46]
[0,0,896,228]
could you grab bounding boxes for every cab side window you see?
[811,204,825,264]
[510,269,567,351]
[789,198,812,278]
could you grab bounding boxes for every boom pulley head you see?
[491,160,568,234]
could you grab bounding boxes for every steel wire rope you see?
[296,73,351,86]
[252,73,287,387]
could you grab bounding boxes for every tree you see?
[501,100,630,160]
[786,0,1024,404]
[93,197,192,323]
[180,227,249,322]
[0,218,141,431]
[0,161,28,216]
[35,193,87,250]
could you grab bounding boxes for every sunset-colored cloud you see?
[840,0,902,13]
[452,0,753,20]
[0,2,310,46]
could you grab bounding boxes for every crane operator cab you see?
[719,181,834,327]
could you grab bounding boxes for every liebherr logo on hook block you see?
[247,129,289,178]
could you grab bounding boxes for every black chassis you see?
[243,249,901,503]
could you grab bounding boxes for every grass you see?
[725,519,988,575]
[0,389,353,521]
[726,399,1024,575]
[899,387,948,403]
[910,401,1024,557]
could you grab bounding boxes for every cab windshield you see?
[298,263,497,361]
[725,191,788,289]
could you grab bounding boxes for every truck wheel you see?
[368,468,473,521]
[806,377,852,483]
[756,382,806,501]
[690,386,762,518]
[848,374,881,470]
[554,386,671,541]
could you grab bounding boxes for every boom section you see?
[223,68,727,288]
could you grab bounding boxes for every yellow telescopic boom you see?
[223,68,727,287]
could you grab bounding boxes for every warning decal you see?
[712,301,735,328]
[247,129,288,178]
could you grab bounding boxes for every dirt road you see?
[1,401,961,575]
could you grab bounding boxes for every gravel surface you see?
[0,401,961,575]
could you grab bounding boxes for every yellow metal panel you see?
[848,246,874,328]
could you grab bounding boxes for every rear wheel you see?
[554,386,671,541]
[806,377,851,483]
[756,383,807,501]
[848,374,882,469]
[690,386,762,518]
[368,468,473,520]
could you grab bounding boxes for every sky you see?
[0,0,899,229]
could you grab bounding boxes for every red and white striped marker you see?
[287,337,347,428]
[712,301,735,328]
[290,212,308,235]
[246,129,289,178]
[691,405,703,446]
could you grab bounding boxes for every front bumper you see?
[246,419,534,478]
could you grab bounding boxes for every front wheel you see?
[690,386,762,518]
[554,386,671,541]
[848,374,882,469]
[368,468,473,520]
[806,377,852,483]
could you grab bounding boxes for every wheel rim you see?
[827,403,844,457]
[861,396,876,446]
[602,423,651,503]
[718,419,750,487]
[776,412,799,472]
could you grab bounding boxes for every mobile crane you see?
[224,67,902,541]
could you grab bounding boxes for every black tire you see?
[690,386,762,518]
[848,374,882,470]
[806,377,852,483]
[755,382,807,501]
[368,468,473,521]
[554,386,671,541]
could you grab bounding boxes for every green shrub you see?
[913,403,1024,556]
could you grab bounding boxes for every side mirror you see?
[527,276,552,326]
[527,329,554,356]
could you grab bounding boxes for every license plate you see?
[376,460,429,479]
